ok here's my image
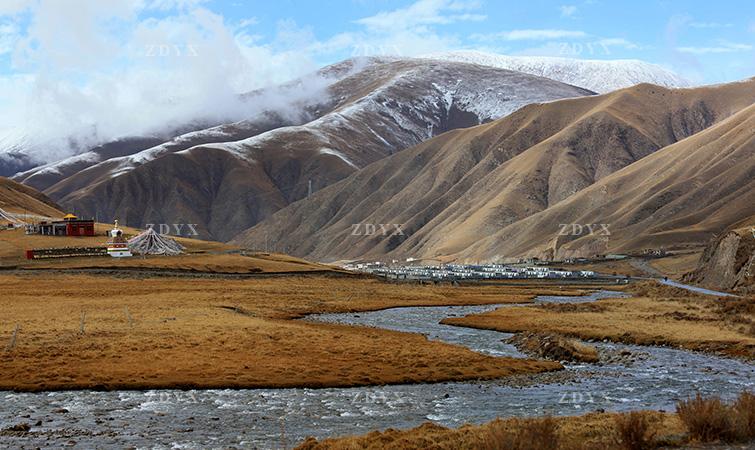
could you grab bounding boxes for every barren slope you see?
[0,177,62,219]
[464,101,755,261]
[232,79,755,262]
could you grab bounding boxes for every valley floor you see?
[0,272,753,448]
[0,274,577,392]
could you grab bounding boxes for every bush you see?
[614,412,656,450]
[677,393,735,442]
[732,391,755,441]
[483,416,559,450]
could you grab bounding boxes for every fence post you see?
[5,324,19,351]
[124,307,134,328]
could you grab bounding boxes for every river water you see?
[1,291,752,449]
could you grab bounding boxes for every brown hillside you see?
[461,102,755,261]
[232,78,755,262]
[0,177,62,218]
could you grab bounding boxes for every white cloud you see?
[0,0,35,16]
[238,17,259,28]
[560,5,577,18]
[355,0,485,31]
[677,41,753,54]
[144,0,208,10]
[0,1,331,164]
[1,0,491,164]
[315,0,484,58]
[688,22,733,29]
[472,29,587,42]
[0,21,20,55]
[598,38,640,50]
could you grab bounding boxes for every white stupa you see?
[106,220,132,258]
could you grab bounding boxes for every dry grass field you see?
[443,282,755,360]
[0,274,575,392]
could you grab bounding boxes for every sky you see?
[0,0,753,161]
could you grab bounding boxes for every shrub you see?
[614,412,656,450]
[732,391,755,441]
[676,393,734,442]
[483,416,559,450]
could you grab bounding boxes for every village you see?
[345,261,602,281]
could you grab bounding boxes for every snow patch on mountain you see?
[319,148,358,169]
[20,152,101,177]
[425,50,690,93]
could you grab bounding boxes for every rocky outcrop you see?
[686,227,755,294]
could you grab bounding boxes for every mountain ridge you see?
[230,78,755,262]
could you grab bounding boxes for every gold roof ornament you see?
[62,213,78,220]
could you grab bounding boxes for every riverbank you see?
[297,390,755,449]
[443,282,755,360]
[297,410,685,449]
[0,274,577,392]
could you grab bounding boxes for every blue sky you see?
[1,0,753,83]
[0,0,752,157]
[230,0,755,82]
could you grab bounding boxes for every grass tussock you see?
[676,391,755,443]
[614,411,657,450]
[482,416,558,450]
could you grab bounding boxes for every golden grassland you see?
[0,274,589,392]
[443,282,755,360]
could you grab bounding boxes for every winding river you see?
[1,290,752,449]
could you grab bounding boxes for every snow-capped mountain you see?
[23,57,593,241]
[425,50,690,93]
[0,129,37,176]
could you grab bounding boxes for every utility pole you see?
[308,179,312,198]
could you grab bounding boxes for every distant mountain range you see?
[5,51,742,264]
[9,56,594,241]
[232,78,755,262]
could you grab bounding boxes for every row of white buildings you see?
[346,262,596,280]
